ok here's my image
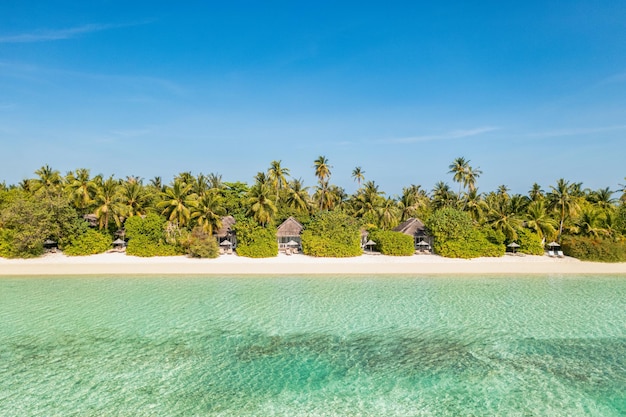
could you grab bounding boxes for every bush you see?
[188,238,220,258]
[232,217,278,258]
[516,228,544,255]
[63,229,111,256]
[369,230,414,256]
[301,211,362,257]
[426,208,504,258]
[125,214,182,257]
[561,236,626,262]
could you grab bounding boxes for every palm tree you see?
[378,197,400,229]
[247,183,277,226]
[587,187,615,210]
[65,168,96,212]
[431,182,456,210]
[352,181,384,219]
[525,200,557,242]
[528,183,544,202]
[149,176,164,192]
[465,165,482,193]
[618,177,626,203]
[285,178,311,214]
[157,180,196,227]
[121,180,150,218]
[575,206,606,238]
[398,185,428,221]
[192,190,225,235]
[448,157,469,194]
[93,176,124,229]
[207,173,224,190]
[313,155,332,183]
[485,193,523,241]
[32,165,63,194]
[463,189,486,223]
[267,160,290,200]
[352,166,365,187]
[194,173,210,196]
[548,179,580,242]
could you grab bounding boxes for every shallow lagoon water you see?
[1,275,625,416]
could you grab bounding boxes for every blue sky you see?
[1,1,625,196]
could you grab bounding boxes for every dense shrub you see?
[63,229,111,256]
[369,230,414,256]
[124,214,182,257]
[426,208,504,258]
[515,228,544,255]
[233,217,278,258]
[188,238,220,258]
[0,189,84,258]
[561,236,626,262]
[301,211,362,257]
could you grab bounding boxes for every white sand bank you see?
[1,252,626,276]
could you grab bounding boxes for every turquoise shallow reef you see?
[1,275,625,416]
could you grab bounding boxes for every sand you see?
[1,251,626,276]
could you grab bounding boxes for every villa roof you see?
[393,217,426,236]
[215,215,236,237]
[276,216,303,237]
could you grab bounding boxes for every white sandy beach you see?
[1,251,626,276]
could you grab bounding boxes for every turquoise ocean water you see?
[1,275,625,416]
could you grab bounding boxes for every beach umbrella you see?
[112,238,126,247]
[220,240,233,246]
[286,240,299,247]
[547,241,560,247]
[507,242,520,253]
[43,239,57,246]
[416,240,430,246]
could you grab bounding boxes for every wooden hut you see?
[276,217,303,252]
[215,215,237,249]
[393,217,432,251]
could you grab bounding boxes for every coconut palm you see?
[31,165,63,194]
[575,206,606,238]
[431,182,456,210]
[525,200,557,242]
[157,180,196,227]
[398,185,428,221]
[247,183,277,226]
[192,190,225,235]
[194,173,211,196]
[378,197,400,230]
[313,155,332,183]
[485,193,523,241]
[285,178,311,214]
[121,180,150,218]
[618,177,626,203]
[448,157,469,194]
[528,183,544,202]
[352,166,365,187]
[587,187,615,210]
[352,181,384,219]
[65,168,96,212]
[149,176,164,192]
[207,173,224,190]
[465,165,482,193]
[93,176,124,229]
[463,189,487,223]
[268,160,290,199]
[548,179,580,241]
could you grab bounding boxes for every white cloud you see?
[526,125,626,138]
[0,21,151,43]
[382,126,499,144]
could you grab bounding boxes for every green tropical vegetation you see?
[0,157,624,261]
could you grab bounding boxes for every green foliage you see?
[561,236,626,262]
[369,230,414,256]
[63,229,111,256]
[124,213,182,257]
[516,228,544,255]
[616,204,626,235]
[232,217,278,258]
[426,208,504,258]
[0,189,84,258]
[186,228,220,259]
[301,211,362,257]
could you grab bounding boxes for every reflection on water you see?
[1,275,625,416]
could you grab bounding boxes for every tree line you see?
[1,156,625,259]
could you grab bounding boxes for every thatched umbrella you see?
[112,238,126,248]
[507,242,520,253]
[547,241,560,248]
[286,240,299,247]
[364,239,376,252]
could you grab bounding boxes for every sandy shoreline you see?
[1,252,626,276]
